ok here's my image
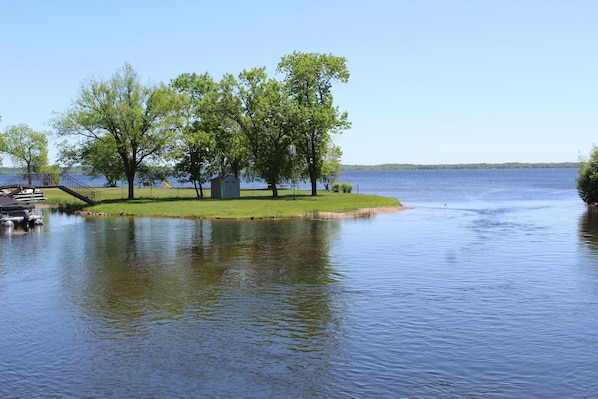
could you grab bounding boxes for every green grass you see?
[42,187,402,219]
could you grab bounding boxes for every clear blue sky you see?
[1,0,596,165]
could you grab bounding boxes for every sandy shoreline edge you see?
[314,205,406,219]
[67,205,407,220]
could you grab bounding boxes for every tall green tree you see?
[218,74,254,179]
[52,63,180,199]
[212,118,249,179]
[220,68,295,197]
[170,73,220,197]
[2,124,50,183]
[173,133,216,197]
[277,52,351,195]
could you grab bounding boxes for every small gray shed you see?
[211,175,240,199]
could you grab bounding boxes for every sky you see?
[1,0,597,166]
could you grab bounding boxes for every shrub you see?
[578,145,598,205]
[341,182,353,193]
[332,182,353,193]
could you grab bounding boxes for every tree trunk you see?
[311,178,317,196]
[309,160,318,196]
[122,154,136,200]
[270,182,278,197]
[27,162,33,185]
[127,173,135,199]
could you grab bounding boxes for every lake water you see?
[1,168,597,398]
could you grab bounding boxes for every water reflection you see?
[57,217,345,397]
[577,209,598,297]
[4,168,596,398]
[578,208,598,252]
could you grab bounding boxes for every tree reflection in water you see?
[579,208,598,253]
[60,216,346,396]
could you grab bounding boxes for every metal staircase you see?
[0,173,100,205]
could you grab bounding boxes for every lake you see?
[1,168,597,398]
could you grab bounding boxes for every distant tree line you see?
[50,52,350,199]
[342,162,579,171]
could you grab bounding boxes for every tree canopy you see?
[53,63,181,199]
[2,124,50,183]
[220,68,297,197]
[50,54,350,198]
[277,52,350,195]
[170,72,221,197]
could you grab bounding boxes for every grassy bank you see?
[42,187,402,219]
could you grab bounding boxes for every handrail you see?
[60,174,100,202]
[0,173,100,203]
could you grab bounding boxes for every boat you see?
[0,187,47,201]
[0,196,43,228]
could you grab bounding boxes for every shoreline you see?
[71,205,407,220]
[314,205,406,219]
[36,188,404,220]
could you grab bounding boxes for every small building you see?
[211,175,240,199]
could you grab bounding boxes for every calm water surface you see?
[1,168,597,398]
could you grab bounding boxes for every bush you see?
[578,145,598,205]
[332,182,353,193]
[341,182,353,193]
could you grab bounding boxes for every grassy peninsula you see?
[43,187,402,219]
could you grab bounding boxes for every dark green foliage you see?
[341,182,353,193]
[577,146,598,205]
[219,68,295,197]
[53,55,351,199]
[332,182,353,193]
[277,52,351,196]
[53,63,181,200]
